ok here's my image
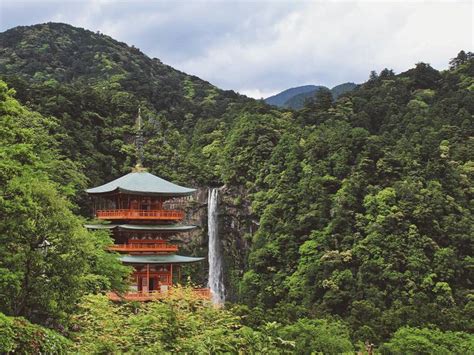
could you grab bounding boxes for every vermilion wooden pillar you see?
[170,263,173,285]
[146,264,150,292]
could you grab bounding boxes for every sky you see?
[0,0,472,99]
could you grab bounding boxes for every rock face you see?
[179,186,255,301]
[218,185,255,301]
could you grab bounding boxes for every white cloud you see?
[1,0,472,98]
[173,1,473,96]
[238,88,279,100]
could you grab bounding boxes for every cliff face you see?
[179,186,254,301]
[218,185,255,301]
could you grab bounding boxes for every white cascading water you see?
[207,188,225,304]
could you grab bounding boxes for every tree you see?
[0,81,129,325]
[380,327,474,354]
[277,318,354,354]
[449,50,473,69]
[0,312,71,353]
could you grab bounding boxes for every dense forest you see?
[0,23,473,353]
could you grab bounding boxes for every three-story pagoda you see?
[85,168,209,301]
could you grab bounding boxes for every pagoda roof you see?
[119,254,205,264]
[86,171,196,196]
[85,224,197,232]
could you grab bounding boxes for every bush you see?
[0,312,71,354]
[277,318,354,354]
[0,313,15,353]
[380,326,474,355]
[71,291,290,353]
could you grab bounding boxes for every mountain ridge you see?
[264,84,322,107]
[265,82,357,109]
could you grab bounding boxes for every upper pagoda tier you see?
[87,170,196,222]
[86,171,196,197]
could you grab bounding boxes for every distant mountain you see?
[265,82,357,109]
[264,85,324,107]
[330,82,358,98]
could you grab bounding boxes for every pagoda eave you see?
[119,254,205,264]
[85,171,196,196]
[84,224,197,232]
[86,187,196,197]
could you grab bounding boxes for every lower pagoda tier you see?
[113,254,207,300]
[84,221,210,300]
[120,255,205,288]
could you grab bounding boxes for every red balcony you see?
[96,209,184,221]
[108,243,179,253]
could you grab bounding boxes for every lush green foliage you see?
[0,81,130,325]
[0,22,473,350]
[0,23,251,189]
[239,58,473,342]
[379,326,474,354]
[70,291,298,353]
[275,318,354,354]
[0,312,71,354]
[69,290,377,354]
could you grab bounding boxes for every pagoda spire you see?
[134,107,146,172]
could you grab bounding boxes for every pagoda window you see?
[140,197,150,210]
[158,274,169,284]
[149,277,157,291]
[151,200,160,210]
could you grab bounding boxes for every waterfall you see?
[207,188,225,304]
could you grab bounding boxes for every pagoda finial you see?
[134,107,146,172]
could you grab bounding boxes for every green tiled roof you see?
[84,224,197,232]
[119,254,205,264]
[86,171,196,196]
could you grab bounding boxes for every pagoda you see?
[85,111,209,301]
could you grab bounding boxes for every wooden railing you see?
[96,209,184,220]
[108,291,161,302]
[107,288,211,302]
[108,243,178,253]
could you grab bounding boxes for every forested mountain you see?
[265,82,357,109]
[241,60,474,341]
[0,23,252,188]
[1,22,473,352]
[0,80,130,326]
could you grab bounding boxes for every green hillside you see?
[0,22,252,187]
[1,22,473,352]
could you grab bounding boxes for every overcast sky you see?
[1,0,472,98]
